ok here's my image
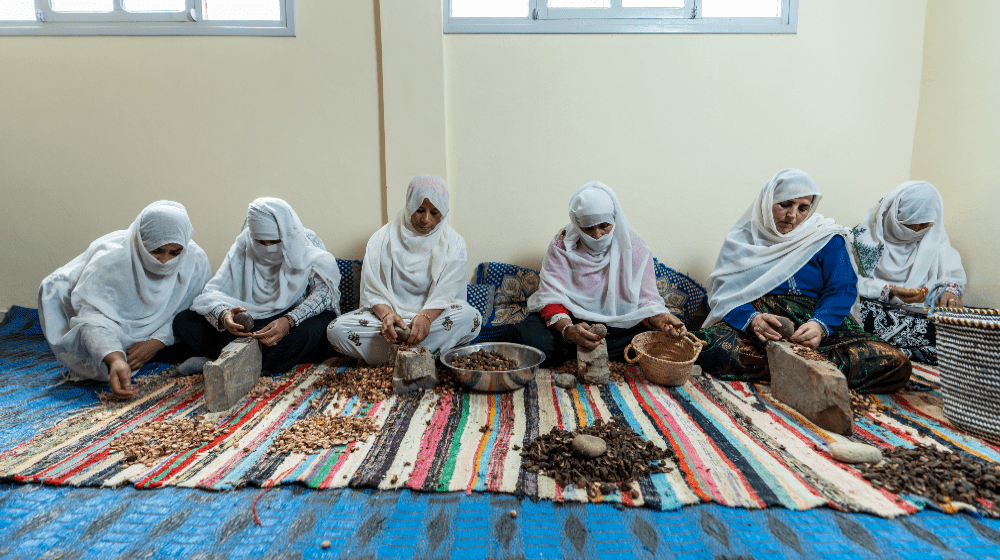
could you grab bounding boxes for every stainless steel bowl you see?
[440,342,545,393]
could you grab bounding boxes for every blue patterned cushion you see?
[336,259,363,314]
[475,262,541,325]
[652,257,707,323]
[466,284,496,326]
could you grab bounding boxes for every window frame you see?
[444,0,797,34]
[0,0,295,36]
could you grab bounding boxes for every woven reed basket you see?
[929,307,1000,444]
[625,331,706,387]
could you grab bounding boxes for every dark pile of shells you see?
[450,349,519,371]
[520,418,674,497]
[859,443,1000,516]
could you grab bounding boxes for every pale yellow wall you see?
[911,0,1000,307]
[0,1,382,309]
[444,0,928,283]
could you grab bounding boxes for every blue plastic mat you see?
[2,306,1000,559]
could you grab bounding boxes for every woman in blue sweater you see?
[694,169,911,394]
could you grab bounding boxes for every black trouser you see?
[502,312,649,368]
[172,308,338,376]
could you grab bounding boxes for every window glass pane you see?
[0,0,36,20]
[549,0,610,7]
[203,0,280,20]
[124,0,186,12]
[622,1,683,6]
[701,0,779,17]
[51,0,113,12]
[452,0,527,17]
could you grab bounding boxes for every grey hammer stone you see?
[203,338,262,412]
[768,341,852,435]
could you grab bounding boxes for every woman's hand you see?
[222,306,253,337]
[649,313,687,338]
[563,321,603,350]
[125,339,165,371]
[937,291,963,308]
[790,321,824,349]
[749,313,784,343]
[407,310,442,345]
[104,352,136,399]
[253,316,292,347]
[379,310,408,343]
[890,286,929,304]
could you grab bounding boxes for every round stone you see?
[830,441,883,464]
[233,311,254,331]
[775,316,794,340]
[571,434,607,459]
[589,323,608,338]
[554,374,577,389]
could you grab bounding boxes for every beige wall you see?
[0,1,383,308]
[444,0,928,281]
[911,0,1000,307]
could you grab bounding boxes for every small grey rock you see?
[589,323,608,338]
[554,374,577,389]
[571,434,607,459]
[775,316,794,340]
[394,326,411,342]
[233,311,254,332]
[829,441,883,464]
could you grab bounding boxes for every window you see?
[445,0,796,34]
[0,0,294,36]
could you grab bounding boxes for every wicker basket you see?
[625,331,705,387]
[928,307,1000,444]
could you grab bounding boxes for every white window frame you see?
[0,0,295,36]
[445,0,796,34]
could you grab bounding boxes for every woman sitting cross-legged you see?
[39,201,212,398]
[173,198,341,377]
[695,169,911,394]
[851,181,966,365]
[503,181,686,368]
[327,176,481,364]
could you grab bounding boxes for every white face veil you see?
[360,175,468,318]
[703,169,852,329]
[38,201,212,379]
[852,181,965,294]
[527,181,669,328]
[190,198,342,319]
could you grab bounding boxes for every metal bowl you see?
[440,342,545,393]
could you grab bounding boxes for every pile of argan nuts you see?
[313,363,394,403]
[247,376,286,399]
[434,365,463,395]
[520,417,674,500]
[450,349,519,371]
[791,344,828,362]
[110,418,220,466]
[859,443,1000,516]
[850,390,882,419]
[268,413,380,455]
[174,374,204,387]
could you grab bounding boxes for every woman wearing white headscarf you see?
[173,198,341,376]
[851,181,966,364]
[504,181,685,368]
[695,169,910,394]
[38,201,212,398]
[327,176,481,364]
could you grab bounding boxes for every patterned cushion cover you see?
[466,284,496,326]
[652,257,707,324]
[336,259,363,314]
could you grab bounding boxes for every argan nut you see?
[509,510,517,519]
[589,323,608,338]
[233,311,254,331]
[321,540,331,549]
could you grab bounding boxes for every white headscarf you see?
[38,201,212,378]
[703,169,853,329]
[852,181,965,293]
[191,198,342,318]
[360,175,468,318]
[527,181,669,329]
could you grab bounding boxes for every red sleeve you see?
[540,304,570,323]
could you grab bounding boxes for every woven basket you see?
[928,307,1000,444]
[625,331,705,387]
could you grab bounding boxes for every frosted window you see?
[549,0,610,7]
[622,1,683,6]
[1,0,36,20]
[51,0,113,12]
[452,0,527,17]
[203,0,280,20]
[123,0,186,12]
[701,0,779,17]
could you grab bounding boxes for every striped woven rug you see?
[2,351,997,519]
